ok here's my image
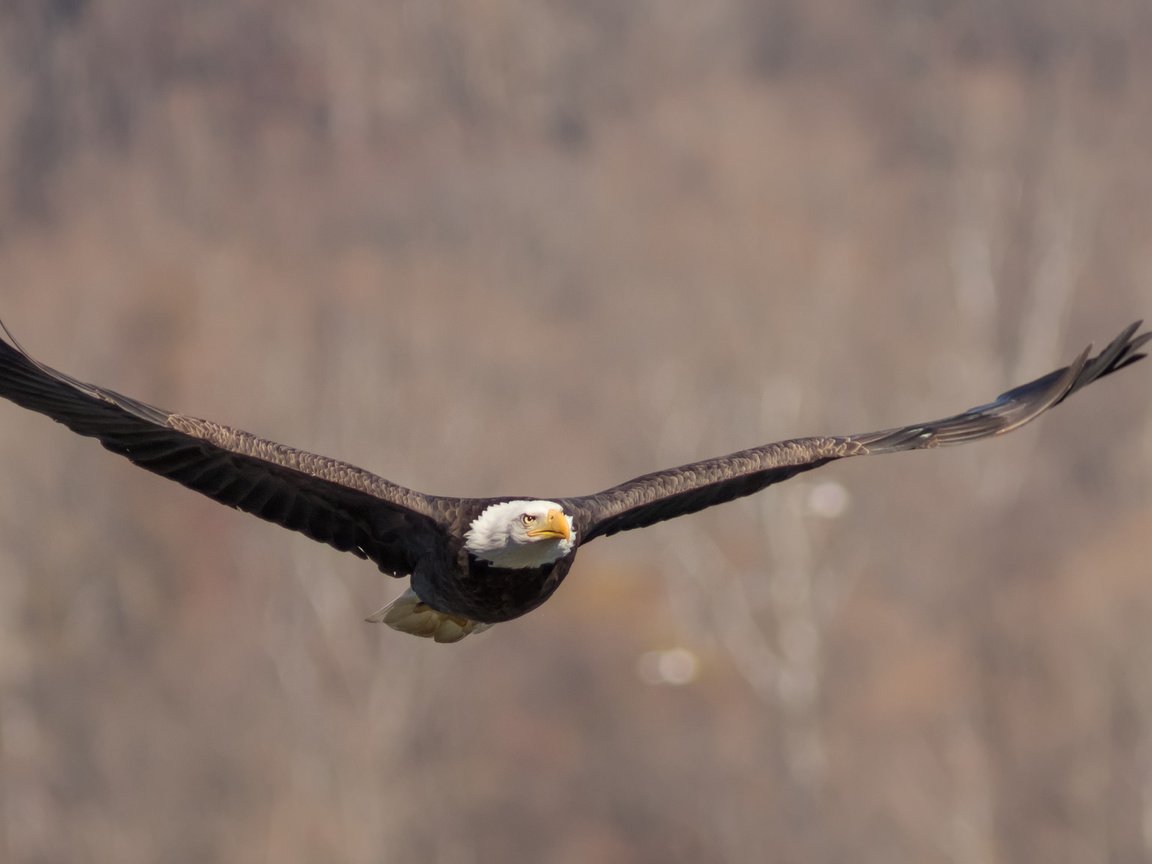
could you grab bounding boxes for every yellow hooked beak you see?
[526,507,571,542]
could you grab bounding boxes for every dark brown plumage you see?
[0,320,1146,640]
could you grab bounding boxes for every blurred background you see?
[0,1,1151,862]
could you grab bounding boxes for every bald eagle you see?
[0,321,1146,642]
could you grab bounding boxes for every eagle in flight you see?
[0,320,1146,642]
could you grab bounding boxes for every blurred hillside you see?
[0,1,1150,862]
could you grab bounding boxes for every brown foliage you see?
[0,1,1150,861]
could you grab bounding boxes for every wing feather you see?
[0,325,450,575]
[571,322,1148,543]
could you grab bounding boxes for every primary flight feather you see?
[0,320,1146,642]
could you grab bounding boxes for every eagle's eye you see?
[521,513,537,526]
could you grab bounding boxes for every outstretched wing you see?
[0,325,450,576]
[569,322,1149,544]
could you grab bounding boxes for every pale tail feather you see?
[365,587,494,643]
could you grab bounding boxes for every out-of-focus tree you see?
[0,1,1149,862]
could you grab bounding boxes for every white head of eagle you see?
[464,500,576,568]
